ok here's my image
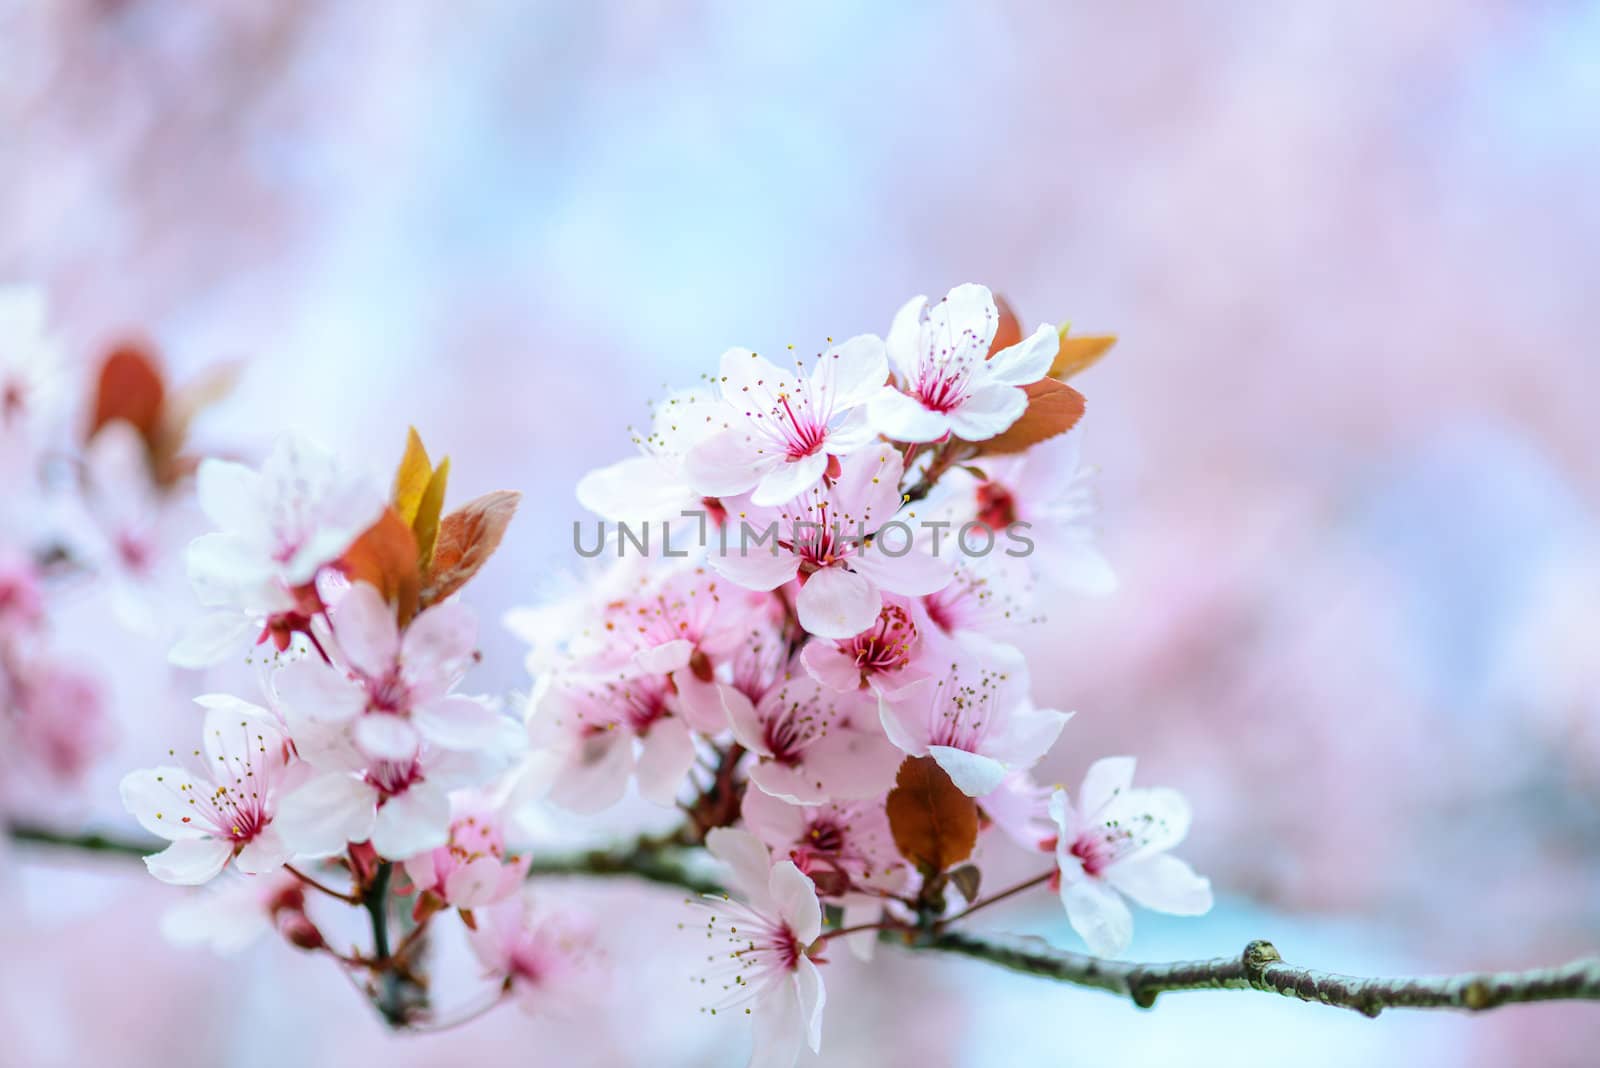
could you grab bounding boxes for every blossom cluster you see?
[113,282,1213,1063]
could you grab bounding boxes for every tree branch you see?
[13,822,1600,1017]
[918,932,1600,1016]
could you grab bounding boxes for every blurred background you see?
[3,1,1598,1064]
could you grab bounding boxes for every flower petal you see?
[946,382,1027,441]
[928,745,1008,797]
[401,598,478,693]
[750,449,828,507]
[795,567,881,640]
[866,386,949,443]
[372,783,452,859]
[985,323,1058,386]
[335,583,401,678]
[705,827,774,908]
[145,837,234,886]
[355,715,422,762]
[1062,876,1134,958]
[275,774,376,857]
[685,428,767,498]
[769,860,822,945]
[121,766,210,841]
[816,333,889,410]
[635,717,696,807]
[413,694,506,750]
[1106,854,1213,916]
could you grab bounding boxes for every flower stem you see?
[286,863,361,905]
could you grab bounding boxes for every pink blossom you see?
[878,647,1070,796]
[173,434,384,667]
[695,828,826,1068]
[1049,757,1213,957]
[275,582,502,763]
[467,891,603,1016]
[867,283,1057,443]
[725,666,901,805]
[159,870,302,955]
[402,792,530,910]
[799,598,934,696]
[943,426,1116,596]
[686,337,888,507]
[2,654,109,788]
[0,550,43,634]
[707,444,950,639]
[525,669,698,814]
[120,697,304,885]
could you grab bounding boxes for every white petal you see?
[884,294,929,382]
[723,686,772,756]
[186,533,273,607]
[795,567,880,640]
[821,405,877,454]
[275,774,376,857]
[401,599,478,691]
[749,976,805,1068]
[876,684,932,756]
[1105,786,1194,856]
[705,540,800,592]
[548,732,634,815]
[444,855,511,907]
[577,455,693,524]
[866,387,949,444]
[750,450,828,507]
[635,718,696,807]
[928,745,1008,797]
[145,837,234,886]
[334,583,401,678]
[234,828,292,875]
[356,715,422,762]
[988,705,1072,773]
[985,323,1058,385]
[705,827,775,908]
[1106,854,1213,916]
[1062,876,1135,958]
[1080,756,1137,817]
[168,611,257,668]
[795,955,826,1053]
[413,695,506,750]
[816,334,889,410]
[372,783,452,859]
[634,637,693,675]
[121,767,210,841]
[684,428,768,498]
[769,860,822,944]
[275,659,365,729]
[946,383,1027,442]
[853,546,952,598]
[800,640,864,692]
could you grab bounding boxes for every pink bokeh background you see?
[4,2,1598,1064]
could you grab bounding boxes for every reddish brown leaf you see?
[90,342,165,444]
[987,294,1023,357]
[422,490,521,607]
[151,361,242,486]
[972,378,1086,456]
[885,756,979,873]
[341,507,421,624]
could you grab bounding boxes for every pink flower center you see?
[365,668,410,715]
[366,757,424,797]
[975,481,1018,531]
[842,604,916,676]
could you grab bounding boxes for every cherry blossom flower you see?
[725,666,901,805]
[878,648,1070,796]
[120,697,304,885]
[1049,757,1214,958]
[708,445,950,639]
[402,792,530,910]
[577,387,725,526]
[1,653,108,791]
[694,828,825,1068]
[742,788,906,962]
[173,434,384,666]
[467,891,603,1015]
[867,283,1058,443]
[917,553,1034,643]
[686,337,888,507]
[574,563,774,733]
[524,669,698,814]
[799,597,934,696]
[945,426,1116,595]
[275,582,502,762]
[273,740,508,861]
[0,550,43,635]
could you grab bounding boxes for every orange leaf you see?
[885,756,979,873]
[341,508,421,625]
[987,294,1023,357]
[90,342,165,444]
[972,378,1086,456]
[1049,329,1117,380]
[422,490,521,607]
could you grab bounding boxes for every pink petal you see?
[866,386,949,443]
[334,582,401,678]
[795,567,881,640]
[946,382,1027,441]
